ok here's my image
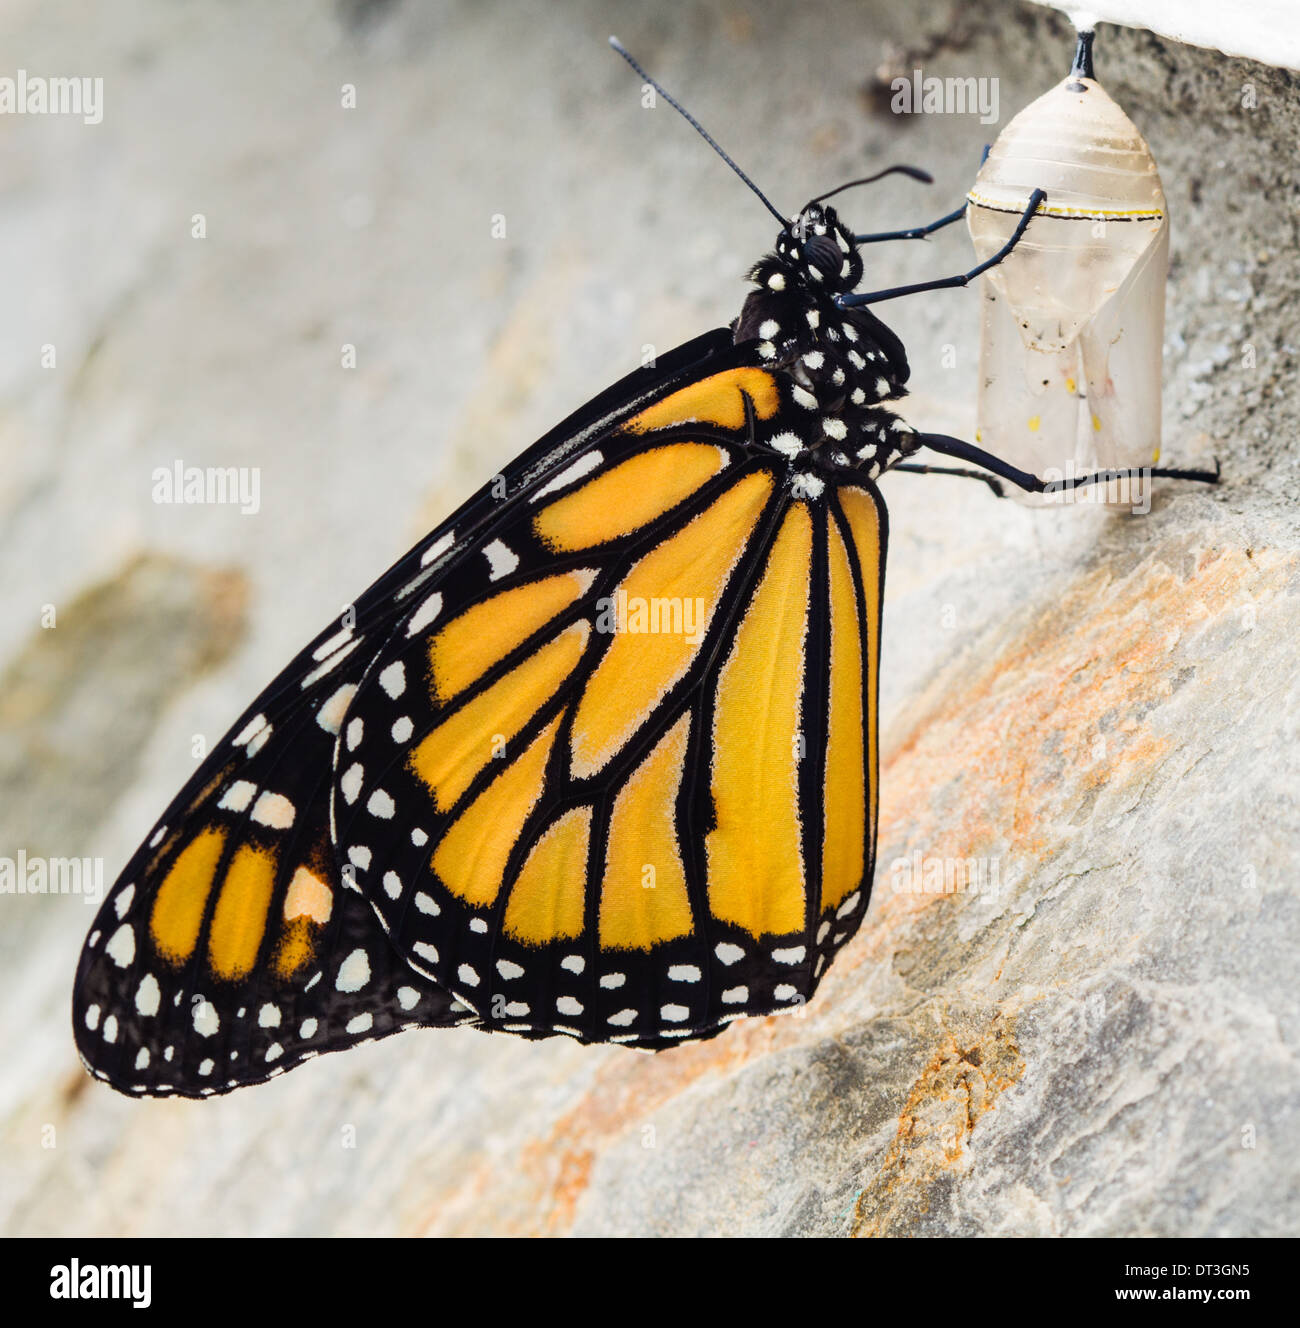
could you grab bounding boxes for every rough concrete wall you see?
[1,0,1297,1236]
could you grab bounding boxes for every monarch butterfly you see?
[72,38,1216,1098]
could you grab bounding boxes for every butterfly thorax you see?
[733,201,921,480]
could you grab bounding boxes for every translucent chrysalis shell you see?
[966,65,1168,505]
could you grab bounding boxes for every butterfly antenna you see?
[811,165,934,204]
[609,36,788,227]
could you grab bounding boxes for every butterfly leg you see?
[852,148,990,243]
[838,188,1046,307]
[907,433,1221,496]
[890,461,1005,497]
[853,202,967,245]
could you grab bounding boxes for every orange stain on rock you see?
[851,1012,1025,1236]
[865,546,1289,943]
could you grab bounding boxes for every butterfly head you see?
[767,202,864,297]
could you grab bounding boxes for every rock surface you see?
[1,0,1297,1237]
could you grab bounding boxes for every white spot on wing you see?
[340,763,365,805]
[406,592,443,637]
[300,639,360,688]
[251,791,295,829]
[367,789,395,818]
[106,923,135,968]
[232,714,268,747]
[532,451,603,501]
[317,683,356,735]
[135,974,160,1016]
[313,628,352,661]
[379,661,405,699]
[219,780,257,813]
[483,539,519,580]
[336,948,372,993]
[193,1000,219,1037]
[420,530,456,567]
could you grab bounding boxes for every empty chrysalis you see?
[966,28,1169,505]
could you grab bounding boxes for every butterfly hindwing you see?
[332,359,888,1048]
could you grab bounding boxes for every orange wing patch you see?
[820,518,866,911]
[149,826,226,965]
[837,485,883,843]
[429,569,595,703]
[503,806,593,944]
[705,502,813,938]
[622,367,780,434]
[569,470,774,779]
[598,714,694,950]
[410,622,588,811]
[207,843,277,980]
[533,443,727,552]
[431,714,562,909]
[273,863,334,978]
